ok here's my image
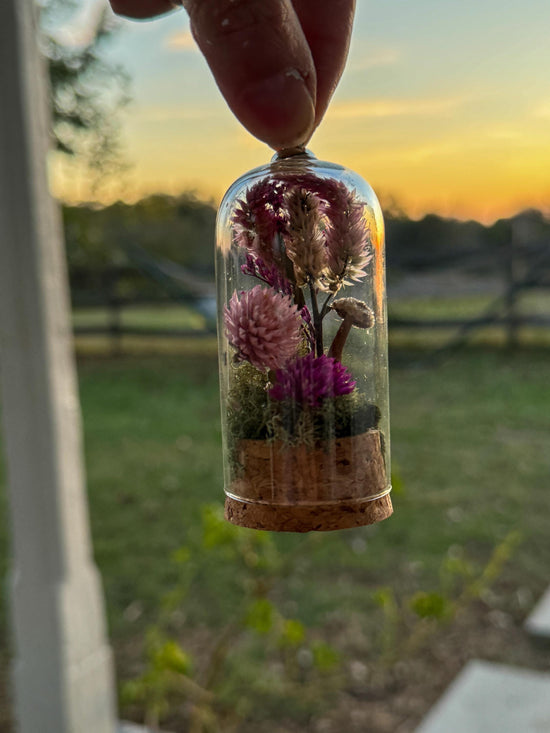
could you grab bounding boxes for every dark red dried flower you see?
[241,253,292,295]
[232,179,288,268]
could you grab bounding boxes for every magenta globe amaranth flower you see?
[269,353,356,407]
[224,285,303,371]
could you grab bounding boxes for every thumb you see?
[183,0,317,150]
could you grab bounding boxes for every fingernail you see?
[240,68,316,150]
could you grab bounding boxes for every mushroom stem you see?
[328,317,353,361]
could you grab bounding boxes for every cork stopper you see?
[224,430,393,532]
[225,493,393,532]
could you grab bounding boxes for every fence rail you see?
[71,233,550,352]
[388,315,550,329]
[74,324,215,338]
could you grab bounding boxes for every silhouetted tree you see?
[40,0,130,184]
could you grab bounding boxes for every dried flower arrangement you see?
[219,169,391,531]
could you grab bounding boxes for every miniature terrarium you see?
[216,149,392,532]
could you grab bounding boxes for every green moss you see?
[227,363,271,441]
[333,391,381,437]
[227,365,380,454]
[267,391,380,446]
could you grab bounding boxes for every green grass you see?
[78,355,224,633]
[2,347,548,640]
[0,342,549,729]
[73,304,209,331]
[387,291,550,349]
[0,343,549,733]
[388,348,550,579]
[388,289,550,320]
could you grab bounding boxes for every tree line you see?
[63,194,550,280]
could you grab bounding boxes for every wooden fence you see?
[71,234,550,352]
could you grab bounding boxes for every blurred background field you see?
[1,1,550,730]
[2,138,550,733]
[3,98,550,733]
[1,337,549,730]
[75,344,550,624]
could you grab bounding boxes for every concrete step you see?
[415,660,550,733]
[525,587,550,639]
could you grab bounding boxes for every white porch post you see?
[0,1,117,732]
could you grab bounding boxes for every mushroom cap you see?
[330,297,375,329]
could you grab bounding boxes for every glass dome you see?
[216,149,392,532]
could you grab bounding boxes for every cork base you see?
[231,430,387,504]
[225,492,393,532]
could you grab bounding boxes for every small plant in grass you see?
[121,504,520,730]
[121,504,341,732]
[120,630,204,730]
[372,530,522,665]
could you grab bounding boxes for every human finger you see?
[292,0,355,126]
[109,0,176,19]
[184,0,317,150]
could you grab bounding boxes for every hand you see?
[109,0,355,151]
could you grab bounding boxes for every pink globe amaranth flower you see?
[224,285,303,371]
[269,353,356,407]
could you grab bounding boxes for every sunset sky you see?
[50,0,550,222]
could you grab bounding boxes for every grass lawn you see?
[388,290,550,350]
[75,348,549,622]
[1,344,549,730]
[72,303,211,332]
[389,289,550,320]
